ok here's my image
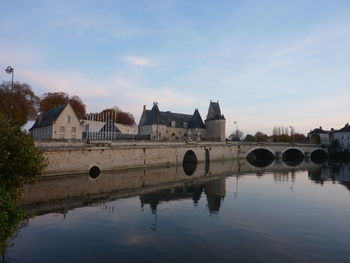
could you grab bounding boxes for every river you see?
[3,160,350,263]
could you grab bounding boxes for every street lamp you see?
[289,126,294,142]
[5,66,14,121]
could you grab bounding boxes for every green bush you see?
[0,113,46,255]
[0,114,46,194]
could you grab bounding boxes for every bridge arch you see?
[310,148,328,164]
[246,147,275,167]
[282,147,304,166]
[183,149,198,176]
[89,164,101,179]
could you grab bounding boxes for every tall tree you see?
[0,81,39,126]
[228,129,244,141]
[39,92,86,119]
[244,134,256,142]
[254,131,267,142]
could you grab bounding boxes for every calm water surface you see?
[5,162,350,263]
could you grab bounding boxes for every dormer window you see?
[171,121,176,128]
[183,122,188,128]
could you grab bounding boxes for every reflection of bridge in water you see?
[20,158,324,217]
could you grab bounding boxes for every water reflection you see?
[140,179,226,216]
[246,149,275,167]
[308,163,350,191]
[19,159,324,217]
[6,161,350,263]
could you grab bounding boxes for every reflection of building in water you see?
[308,164,350,191]
[139,179,226,215]
[273,171,296,183]
[205,179,226,214]
[140,185,204,214]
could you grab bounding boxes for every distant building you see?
[138,101,226,141]
[333,123,350,151]
[81,119,138,137]
[29,103,82,140]
[308,127,330,145]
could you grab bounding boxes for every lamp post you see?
[5,66,14,121]
[234,121,238,141]
[289,126,294,142]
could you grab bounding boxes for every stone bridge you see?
[35,140,326,177]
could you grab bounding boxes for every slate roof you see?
[141,104,203,129]
[189,109,205,129]
[334,123,350,133]
[206,101,225,120]
[29,104,67,130]
[308,127,330,135]
[99,120,121,133]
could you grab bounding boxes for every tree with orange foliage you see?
[0,81,39,126]
[94,107,135,125]
[39,92,86,119]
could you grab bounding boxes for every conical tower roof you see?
[189,109,205,128]
[143,103,165,125]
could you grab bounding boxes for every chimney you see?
[143,105,146,111]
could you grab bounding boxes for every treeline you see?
[229,130,308,143]
[0,81,135,126]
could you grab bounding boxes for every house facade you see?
[30,103,82,140]
[139,101,226,141]
[333,123,350,151]
[308,127,330,145]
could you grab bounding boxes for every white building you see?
[307,127,330,145]
[29,103,82,140]
[333,123,350,151]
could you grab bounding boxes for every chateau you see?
[139,101,226,141]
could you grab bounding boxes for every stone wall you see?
[36,141,320,177]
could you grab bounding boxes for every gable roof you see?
[99,120,121,133]
[335,123,350,133]
[189,109,205,128]
[308,127,330,135]
[29,104,67,130]
[206,101,225,120]
[141,104,199,128]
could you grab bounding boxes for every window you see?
[171,121,176,128]
[83,124,89,132]
[72,134,76,139]
[60,126,65,132]
[66,115,71,123]
[60,134,65,139]
[71,127,76,133]
[183,122,188,129]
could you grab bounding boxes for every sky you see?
[0,0,350,136]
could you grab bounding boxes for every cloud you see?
[123,55,158,67]
[20,69,108,97]
[17,68,202,124]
